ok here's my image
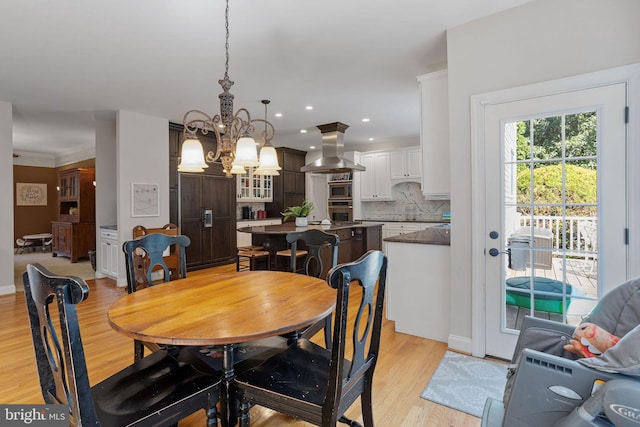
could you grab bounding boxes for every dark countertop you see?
[236,218,282,223]
[359,218,450,223]
[383,227,450,245]
[237,221,382,234]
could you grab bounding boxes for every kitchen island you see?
[237,221,382,271]
[384,224,451,343]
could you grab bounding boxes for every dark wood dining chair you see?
[23,263,220,427]
[283,229,340,347]
[123,232,189,293]
[123,233,190,360]
[235,250,388,427]
[132,223,182,280]
[286,229,340,279]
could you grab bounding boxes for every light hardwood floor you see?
[2,263,481,427]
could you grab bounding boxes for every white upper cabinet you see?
[417,69,450,198]
[236,167,273,202]
[389,148,421,182]
[360,152,392,201]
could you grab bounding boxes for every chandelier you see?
[177,0,281,177]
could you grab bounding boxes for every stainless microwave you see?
[328,182,352,199]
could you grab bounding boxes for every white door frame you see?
[470,63,640,358]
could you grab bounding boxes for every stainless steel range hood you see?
[300,122,366,173]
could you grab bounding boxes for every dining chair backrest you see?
[24,263,94,422]
[286,229,340,278]
[123,233,190,293]
[235,250,388,427]
[123,233,190,360]
[132,223,179,238]
[324,250,387,418]
[23,263,220,426]
[285,229,341,346]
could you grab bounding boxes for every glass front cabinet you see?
[236,167,273,202]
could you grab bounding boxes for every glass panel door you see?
[484,83,627,359]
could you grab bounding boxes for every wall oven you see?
[328,200,353,222]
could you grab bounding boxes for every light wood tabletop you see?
[107,269,336,427]
[107,270,335,347]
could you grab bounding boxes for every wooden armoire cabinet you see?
[265,147,307,218]
[169,123,237,270]
[52,168,96,263]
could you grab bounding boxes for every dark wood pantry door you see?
[180,173,236,269]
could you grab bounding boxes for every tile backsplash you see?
[360,182,450,221]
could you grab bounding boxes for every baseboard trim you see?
[0,284,17,295]
[448,334,473,354]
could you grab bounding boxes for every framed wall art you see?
[131,183,159,217]
[16,183,47,206]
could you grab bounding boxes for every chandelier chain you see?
[224,0,230,78]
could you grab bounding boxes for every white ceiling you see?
[1,0,532,157]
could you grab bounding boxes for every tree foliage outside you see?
[516,112,597,172]
[517,164,597,217]
[515,112,597,217]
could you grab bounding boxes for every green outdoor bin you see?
[505,276,572,314]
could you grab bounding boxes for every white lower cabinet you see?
[385,240,450,342]
[99,229,119,279]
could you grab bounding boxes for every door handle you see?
[488,248,502,256]
[489,248,513,269]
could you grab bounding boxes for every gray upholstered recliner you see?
[482,277,640,427]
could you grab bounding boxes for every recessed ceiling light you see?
[368,137,375,141]
[275,113,283,118]
[309,146,316,150]
[300,129,307,133]
[362,118,370,122]
[305,105,313,110]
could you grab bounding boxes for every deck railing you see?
[519,215,597,256]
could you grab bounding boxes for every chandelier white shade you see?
[230,163,247,175]
[254,145,281,176]
[177,138,209,172]
[233,135,260,167]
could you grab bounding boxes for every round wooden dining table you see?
[108,270,336,427]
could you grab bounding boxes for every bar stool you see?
[237,248,271,271]
[238,245,264,251]
[275,248,308,273]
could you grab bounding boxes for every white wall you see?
[0,102,15,294]
[446,0,640,345]
[116,110,169,286]
[95,118,117,277]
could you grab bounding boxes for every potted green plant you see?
[281,200,314,227]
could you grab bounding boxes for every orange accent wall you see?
[13,158,95,249]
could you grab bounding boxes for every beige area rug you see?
[13,251,96,292]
